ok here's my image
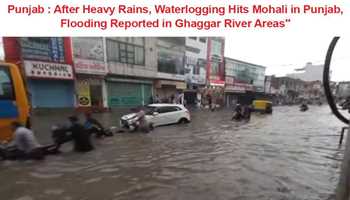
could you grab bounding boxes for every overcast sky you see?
[224,32,350,82]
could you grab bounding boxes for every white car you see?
[120,104,191,128]
[147,104,191,127]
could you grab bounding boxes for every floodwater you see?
[0,106,348,200]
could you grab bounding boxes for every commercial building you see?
[3,37,75,108]
[271,76,306,104]
[155,37,186,103]
[72,37,108,111]
[105,37,157,108]
[184,37,208,104]
[224,57,265,107]
[205,37,225,106]
[207,37,225,87]
[303,81,324,100]
[0,38,4,61]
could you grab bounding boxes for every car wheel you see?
[178,118,189,124]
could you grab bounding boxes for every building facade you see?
[2,37,285,109]
[105,37,157,108]
[271,76,306,104]
[3,37,75,108]
[224,58,265,106]
[184,37,207,105]
[72,37,108,111]
[204,37,225,106]
[207,37,225,87]
[155,37,186,103]
[287,62,324,82]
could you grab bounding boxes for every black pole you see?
[325,37,350,200]
[323,36,349,125]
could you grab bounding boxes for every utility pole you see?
[336,123,350,200]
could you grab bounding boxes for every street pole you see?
[322,36,350,200]
[336,123,350,200]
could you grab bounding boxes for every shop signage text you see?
[74,58,107,75]
[24,60,73,80]
[225,76,254,92]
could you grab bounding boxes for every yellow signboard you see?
[77,80,91,107]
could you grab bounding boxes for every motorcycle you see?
[300,104,309,112]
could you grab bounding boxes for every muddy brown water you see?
[0,105,347,200]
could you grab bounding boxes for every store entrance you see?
[90,84,103,107]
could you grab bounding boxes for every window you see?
[211,40,222,56]
[211,62,219,76]
[189,37,197,40]
[106,39,145,65]
[193,64,200,75]
[158,48,185,75]
[157,106,180,113]
[135,46,144,65]
[107,39,119,61]
[199,37,207,43]
[0,66,15,100]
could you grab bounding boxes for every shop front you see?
[225,76,254,107]
[72,37,108,111]
[106,77,153,108]
[154,80,187,103]
[76,76,105,110]
[24,60,75,108]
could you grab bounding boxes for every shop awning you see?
[155,80,187,90]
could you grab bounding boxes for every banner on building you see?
[210,79,225,87]
[225,76,254,92]
[24,60,73,80]
[72,37,107,75]
[155,80,186,90]
[74,58,107,75]
[73,37,104,61]
[20,38,65,62]
[77,80,91,107]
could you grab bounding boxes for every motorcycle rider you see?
[84,113,111,138]
[300,102,309,111]
[232,104,244,121]
[66,116,94,152]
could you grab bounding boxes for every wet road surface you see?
[0,105,347,200]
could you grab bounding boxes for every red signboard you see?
[225,76,234,85]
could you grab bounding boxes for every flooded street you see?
[0,105,347,200]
